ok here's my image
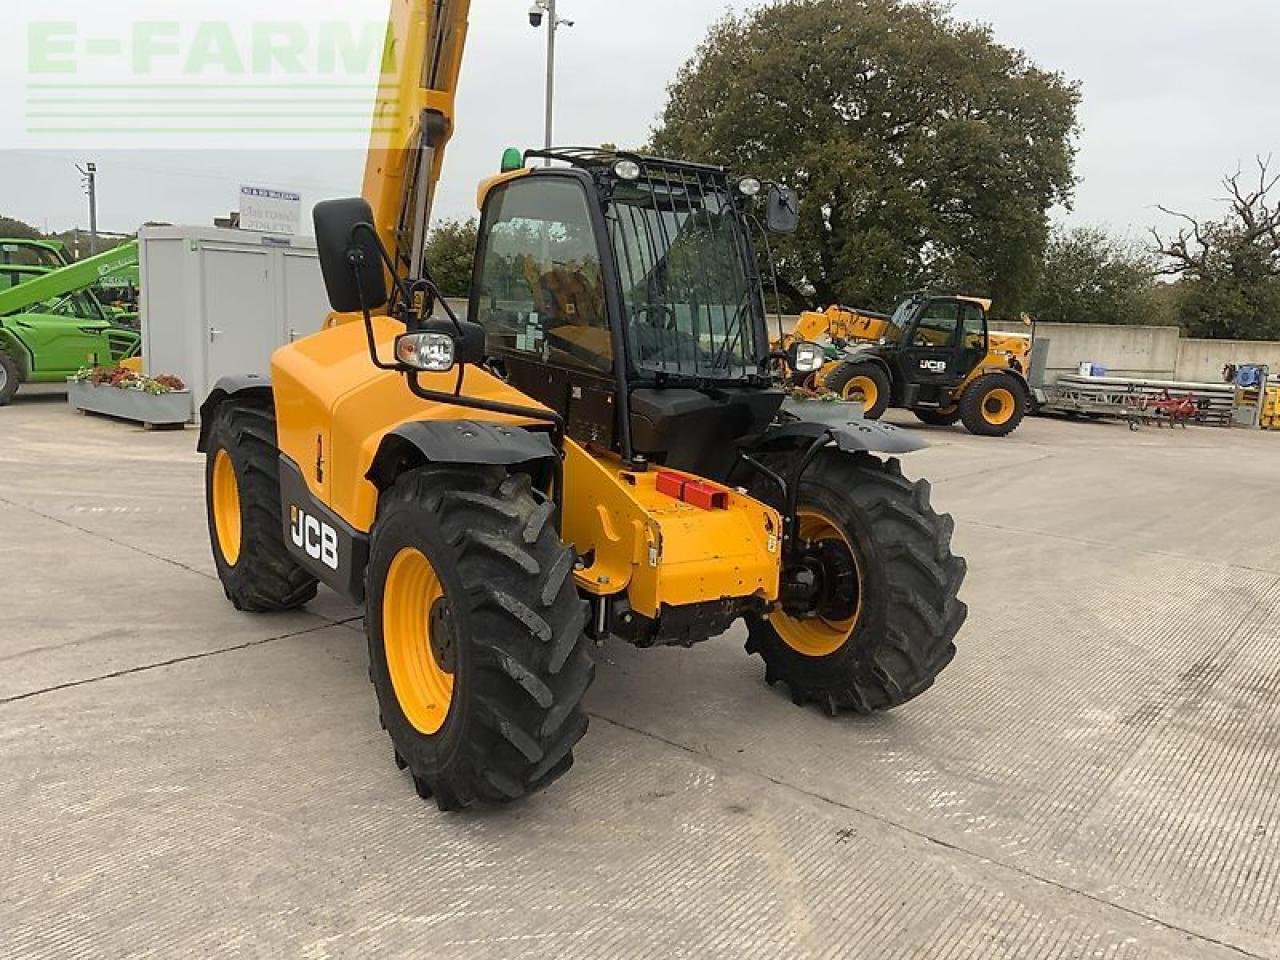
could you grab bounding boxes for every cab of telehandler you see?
[876,292,993,396]
[467,148,805,481]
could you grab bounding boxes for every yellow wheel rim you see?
[770,510,863,658]
[383,547,455,735]
[842,375,878,411]
[211,449,242,566]
[982,387,1016,426]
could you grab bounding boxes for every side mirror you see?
[314,197,388,313]
[766,185,800,235]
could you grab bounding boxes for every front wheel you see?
[745,450,966,714]
[825,362,891,419]
[366,466,595,811]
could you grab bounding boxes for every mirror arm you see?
[353,263,400,372]
[351,222,415,312]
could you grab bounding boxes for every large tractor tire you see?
[0,351,20,406]
[959,372,1026,437]
[204,398,319,611]
[825,361,891,419]
[913,406,961,427]
[745,449,966,715]
[366,465,595,811]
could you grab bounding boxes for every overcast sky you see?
[1,0,1277,244]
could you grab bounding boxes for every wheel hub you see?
[428,599,457,675]
[813,539,859,621]
[782,539,860,621]
[770,508,865,658]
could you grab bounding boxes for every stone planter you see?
[67,379,192,428]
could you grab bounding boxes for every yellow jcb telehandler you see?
[787,294,1034,436]
[197,0,966,810]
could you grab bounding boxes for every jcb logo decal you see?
[920,359,947,373]
[290,505,339,571]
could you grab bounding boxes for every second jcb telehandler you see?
[789,293,1034,436]
[197,0,966,811]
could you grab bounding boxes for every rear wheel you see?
[913,406,961,427]
[825,362,891,419]
[0,352,20,406]
[367,466,595,811]
[204,398,318,611]
[745,450,966,714]
[959,372,1026,437]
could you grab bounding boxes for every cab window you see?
[43,291,105,322]
[472,177,611,373]
[913,300,960,347]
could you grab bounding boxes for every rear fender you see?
[366,420,558,493]
[960,365,1031,398]
[196,374,273,452]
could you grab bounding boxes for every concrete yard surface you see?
[3,394,1279,959]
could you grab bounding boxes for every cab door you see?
[899,298,963,388]
[469,172,618,448]
[958,300,989,377]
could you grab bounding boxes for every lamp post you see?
[76,162,99,255]
[528,1,573,165]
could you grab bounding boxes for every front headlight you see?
[395,331,456,372]
[790,340,825,374]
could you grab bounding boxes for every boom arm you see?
[792,305,892,347]
[363,0,471,289]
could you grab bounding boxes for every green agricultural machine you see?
[0,241,141,406]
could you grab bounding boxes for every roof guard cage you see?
[523,147,731,183]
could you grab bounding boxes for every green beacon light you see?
[500,147,523,172]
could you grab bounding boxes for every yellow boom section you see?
[793,305,893,346]
[363,0,470,289]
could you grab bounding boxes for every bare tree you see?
[1150,157,1280,339]
[1151,156,1280,279]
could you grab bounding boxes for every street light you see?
[75,162,99,255]
[528,0,573,166]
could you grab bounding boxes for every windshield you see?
[40,291,106,322]
[607,174,761,380]
[882,297,922,344]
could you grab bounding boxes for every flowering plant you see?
[73,366,187,396]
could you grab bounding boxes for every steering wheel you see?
[631,302,678,331]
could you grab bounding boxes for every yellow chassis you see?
[272,317,780,620]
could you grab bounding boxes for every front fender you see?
[366,420,558,491]
[750,399,927,456]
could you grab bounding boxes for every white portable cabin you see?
[138,225,331,419]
